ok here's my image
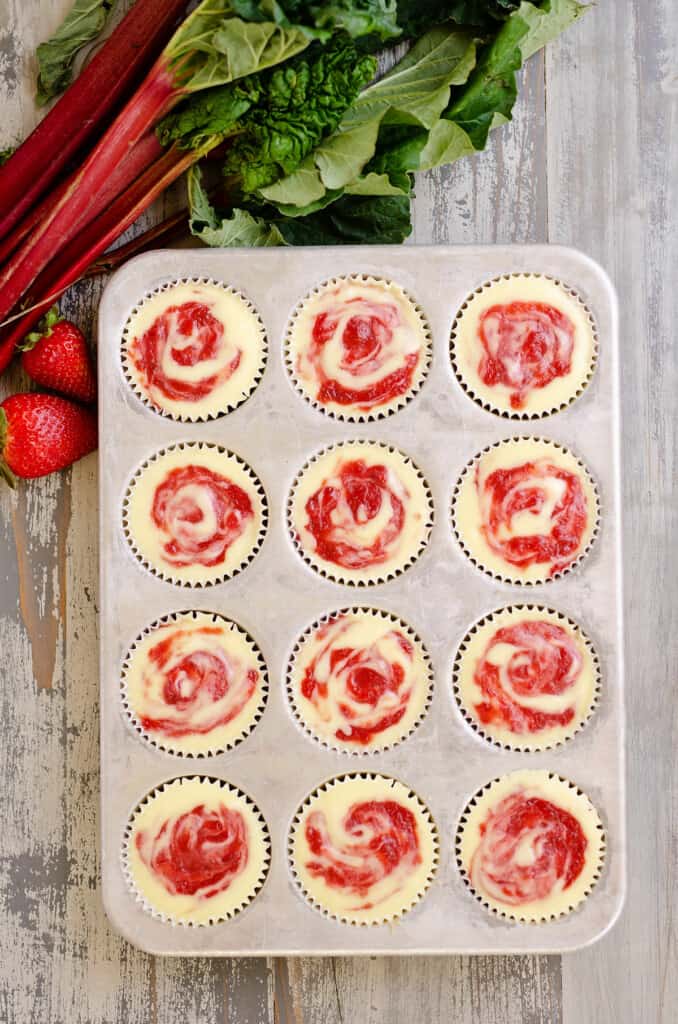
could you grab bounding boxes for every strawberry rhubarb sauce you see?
[135,802,249,899]
[469,790,587,907]
[152,464,253,568]
[473,620,582,734]
[292,776,437,923]
[126,778,270,923]
[125,444,264,585]
[451,276,596,415]
[125,613,262,752]
[292,612,429,749]
[130,300,241,401]
[477,301,575,410]
[288,278,428,416]
[478,459,587,576]
[454,438,598,583]
[305,458,405,570]
[124,282,265,419]
[292,443,431,582]
[305,800,422,908]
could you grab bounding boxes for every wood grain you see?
[0,0,675,1021]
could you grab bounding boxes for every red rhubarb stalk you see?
[0,132,163,265]
[84,209,192,277]
[0,146,204,372]
[0,0,189,244]
[0,61,183,320]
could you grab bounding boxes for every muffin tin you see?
[98,244,624,954]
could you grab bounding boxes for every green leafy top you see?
[159,35,376,192]
[165,0,313,93]
[35,0,115,106]
[397,1,521,37]
[260,24,477,203]
[231,0,400,44]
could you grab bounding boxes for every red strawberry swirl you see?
[130,301,241,403]
[469,789,587,906]
[303,458,409,570]
[299,292,421,411]
[151,464,254,568]
[305,800,421,909]
[300,616,416,745]
[136,625,258,740]
[135,802,248,898]
[473,620,583,735]
[477,458,588,576]
[477,301,575,410]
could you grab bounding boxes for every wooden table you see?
[1,2,675,1021]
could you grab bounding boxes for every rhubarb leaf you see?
[221,38,376,191]
[397,1,520,37]
[273,192,412,244]
[166,1,312,93]
[188,165,285,244]
[445,0,587,149]
[232,0,400,43]
[36,0,115,106]
[261,25,477,204]
[370,0,586,179]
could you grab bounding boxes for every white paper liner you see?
[452,604,600,751]
[450,273,598,419]
[451,436,601,585]
[287,440,434,586]
[122,441,268,588]
[455,769,606,923]
[285,606,433,755]
[121,276,267,422]
[288,772,439,925]
[284,274,432,422]
[121,610,269,757]
[122,776,271,926]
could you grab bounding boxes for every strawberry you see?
[0,393,97,486]
[20,307,96,402]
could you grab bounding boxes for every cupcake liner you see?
[288,772,439,926]
[285,274,432,422]
[121,277,267,422]
[121,610,269,757]
[287,440,434,586]
[286,606,433,755]
[451,435,601,585]
[122,441,268,588]
[122,775,271,926]
[455,769,606,923]
[450,273,598,420]
[452,604,601,752]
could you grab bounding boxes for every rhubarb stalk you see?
[0,0,189,244]
[0,144,205,372]
[0,0,310,327]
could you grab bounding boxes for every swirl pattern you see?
[293,283,424,413]
[303,458,407,571]
[296,614,421,747]
[305,799,421,909]
[151,464,254,568]
[478,457,587,576]
[131,622,259,741]
[477,301,575,410]
[468,788,587,907]
[473,619,583,735]
[135,802,249,899]
[129,300,241,404]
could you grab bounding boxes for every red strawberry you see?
[0,393,97,486]
[20,307,96,402]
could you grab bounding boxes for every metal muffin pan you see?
[98,244,624,955]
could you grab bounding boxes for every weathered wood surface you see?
[0,1,675,1021]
